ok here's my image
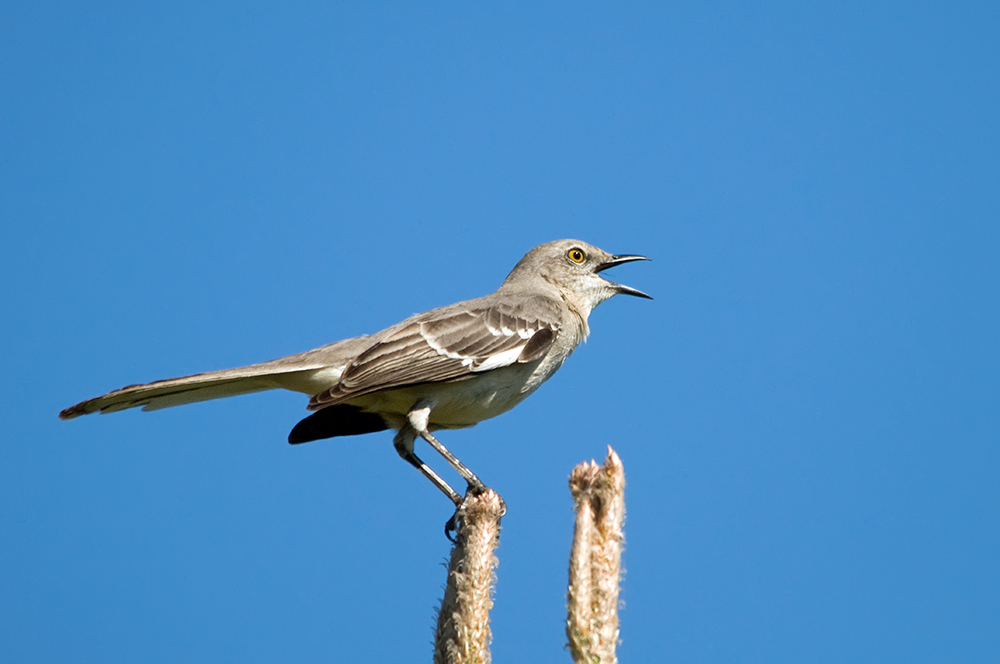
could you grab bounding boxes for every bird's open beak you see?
[596,254,652,299]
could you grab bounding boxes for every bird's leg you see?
[407,402,494,541]
[393,425,463,506]
[407,403,487,495]
[423,430,488,495]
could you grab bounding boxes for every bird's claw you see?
[445,511,460,542]
[443,483,506,542]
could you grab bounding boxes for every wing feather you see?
[309,295,562,409]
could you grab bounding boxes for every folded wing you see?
[309,295,562,410]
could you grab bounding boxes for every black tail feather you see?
[288,405,389,444]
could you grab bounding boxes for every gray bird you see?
[61,239,650,512]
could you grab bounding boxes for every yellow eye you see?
[567,248,586,264]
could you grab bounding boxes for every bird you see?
[60,239,650,521]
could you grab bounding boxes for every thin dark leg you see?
[403,402,498,540]
[406,401,488,494]
[393,427,463,506]
[419,429,487,494]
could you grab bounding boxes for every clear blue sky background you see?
[2,2,998,662]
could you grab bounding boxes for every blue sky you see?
[2,2,998,662]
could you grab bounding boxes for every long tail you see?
[59,336,371,420]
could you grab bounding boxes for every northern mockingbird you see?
[61,239,650,515]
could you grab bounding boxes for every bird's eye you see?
[567,248,586,264]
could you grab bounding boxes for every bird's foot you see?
[444,483,506,542]
[444,511,460,541]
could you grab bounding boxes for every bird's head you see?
[502,239,651,317]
